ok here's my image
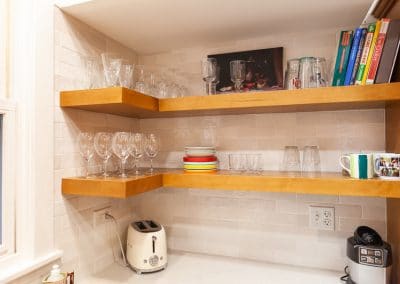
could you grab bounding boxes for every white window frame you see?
[0,102,16,259]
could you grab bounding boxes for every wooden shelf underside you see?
[62,170,400,199]
[60,83,400,118]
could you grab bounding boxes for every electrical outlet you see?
[93,206,111,227]
[309,206,335,231]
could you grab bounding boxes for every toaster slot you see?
[135,221,147,231]
[147,220,158,229]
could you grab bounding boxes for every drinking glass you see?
[78,132,95,178]
[302,145,321,173]
[129,133,144,175]
[299,57,316,89]
[147,73,158,97]
[246,154,263,174]
[229,154,246,172]
[201,58,217,95]
[313,58,328,87]
[284,58,300,90]
[144,134,160,173]
[230,60,246,92]
[135,65,146,93]
[82,56,104,89]
[101,53,122,87]
[94,132,113,177]
[112,132,131,178]
[282,146,301,172]
[119,62,134,88]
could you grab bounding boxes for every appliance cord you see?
[105,212,128,267]
[340,266,355,284]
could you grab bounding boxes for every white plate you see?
[185,146,215,150]
[185,150,216,157]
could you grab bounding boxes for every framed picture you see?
[208,47,283,93]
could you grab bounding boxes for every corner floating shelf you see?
[62,170,400,199]
[60,83,400,118]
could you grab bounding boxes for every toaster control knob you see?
[149,255,159,267]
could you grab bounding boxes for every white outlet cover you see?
[309,206,335,231]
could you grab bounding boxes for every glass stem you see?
[135,157,139,175]
[235,81,241,92]
[121,158,127,177]
[103,158,108,177]
[150,158,153,173]
[208,82,213,95]
[86,158,90,178]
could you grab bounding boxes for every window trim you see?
[0,101,16,261]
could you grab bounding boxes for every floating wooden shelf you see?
[60,83,400,118]
[62,170,400,199]
[62,173,163,198]
[60,87,159,118]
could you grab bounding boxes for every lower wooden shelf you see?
[62,170,400,199]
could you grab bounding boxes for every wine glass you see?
[77,132,95,178]
[201,58,217,95]
[112,132,131,178]
[129,133,144,175]
[94,132,113,177]
[230,60,246,92]
[101,53,122,87]
[144,134,160,174]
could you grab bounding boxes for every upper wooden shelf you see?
[60,87,159,118]
[60,83,400,118]
[62,170,400,199]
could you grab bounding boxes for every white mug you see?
[373,153,400,179]
[339,153,373,179]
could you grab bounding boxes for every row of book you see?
[332,18,400,86]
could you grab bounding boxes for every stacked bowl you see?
[183,147,218,172]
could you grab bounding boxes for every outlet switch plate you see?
[309,206,335,231]
[93,206,111,227]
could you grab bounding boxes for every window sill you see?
[0,250,63,283]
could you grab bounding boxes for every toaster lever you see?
[152,236,157,253]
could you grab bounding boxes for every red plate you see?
[183,156,217,162]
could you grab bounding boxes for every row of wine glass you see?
[201,58,245,95]
[78,132,160,178]
[83,53,189,98]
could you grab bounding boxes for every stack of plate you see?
[183,147,218,172]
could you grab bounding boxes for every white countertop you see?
[82,252,344,284]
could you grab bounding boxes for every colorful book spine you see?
[366,18,391,84]
[344,28,364,85]
[349,28,367,85]
[361,20,382,84]
[332,31,354,86]
[355,23,377,85]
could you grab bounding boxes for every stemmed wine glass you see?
[78,132,95,178]
[94,132,113,177]
[144,134,160,174]
[112,132,131,178]
[201,58,217,95]
[230,60,246,92]
[129,133,144,175]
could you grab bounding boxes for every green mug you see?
[339,153,373,179]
